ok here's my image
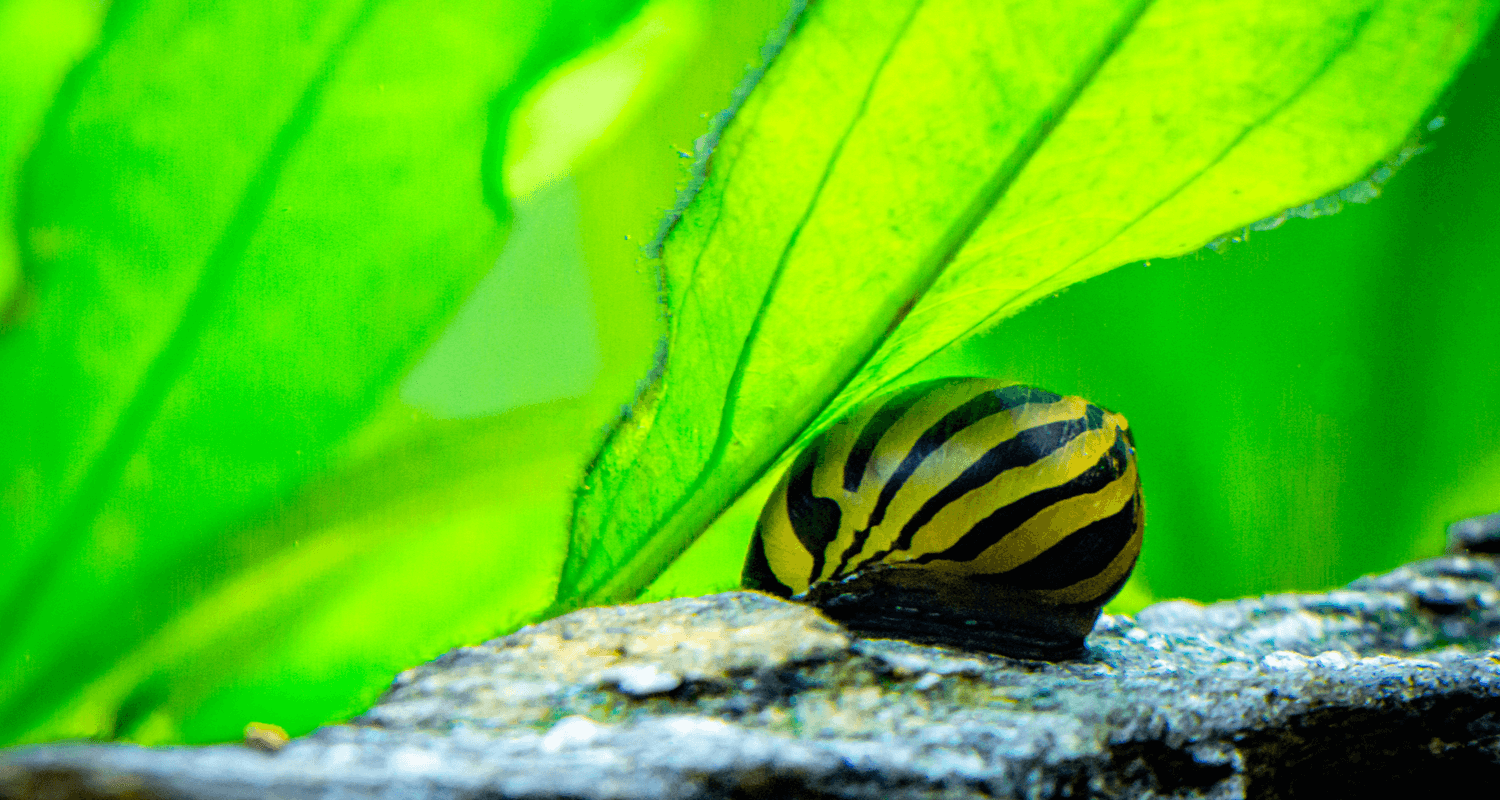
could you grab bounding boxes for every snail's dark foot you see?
[802,566,1100,662]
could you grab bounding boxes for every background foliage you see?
[2,0,1498,748]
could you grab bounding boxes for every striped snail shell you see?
[742,377,1143,660]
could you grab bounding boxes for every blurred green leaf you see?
[3,0,800,745]
[561,0,1500,609]
[0,0,106,318]
[14,397,608,745]
[503,0,705,200]
[0,0,647,744]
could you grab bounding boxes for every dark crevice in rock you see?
[717,666,821,717]
[698,769,869,800]
[1106,740,1237,797]
[1238,694,1500,799]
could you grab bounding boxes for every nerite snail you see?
[742,378,1143,660]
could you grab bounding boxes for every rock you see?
[7,558,1500,799]
[1448,510,1500,555]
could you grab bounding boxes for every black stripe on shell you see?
[985,493,1140,592]
[740,521,789,596]
[862,383,1060,532]
[832,384,1061,578]
[912,427,1131,566]
[782,430,842,586]
[841,381,948,493]
[861,412,1107,569]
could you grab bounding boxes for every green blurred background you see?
[3,0,1499,746]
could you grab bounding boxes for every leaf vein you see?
[896,1,1386,390]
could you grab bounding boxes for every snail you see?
[742,377,1143,660]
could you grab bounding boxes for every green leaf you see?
[11,397,607,745]
[0,0,644,743]
[561,0,1500,608]
[0,0,106,318]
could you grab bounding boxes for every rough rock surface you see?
[8,550,1500,799]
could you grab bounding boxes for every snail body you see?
[742,378,1143,660]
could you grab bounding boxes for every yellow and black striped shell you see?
[742,377,1143,660]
